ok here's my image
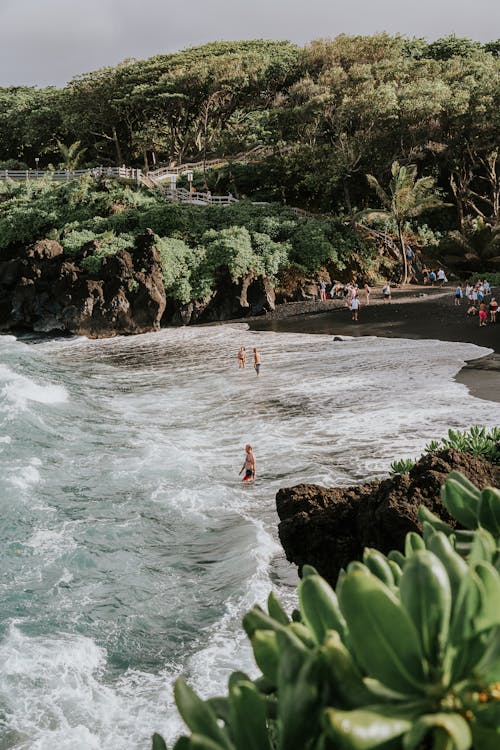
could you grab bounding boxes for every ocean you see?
[0,327,498,749]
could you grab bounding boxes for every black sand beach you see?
[249,287,500,404]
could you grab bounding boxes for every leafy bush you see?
[425,427,500,465]
[154,473,500,750]
[389,458,416,476]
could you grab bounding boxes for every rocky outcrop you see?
[168,268,276,326]
[277,450,500,586]
[0,230,166,337]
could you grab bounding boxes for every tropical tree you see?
[57,139,86,170]
[357,161,447,283]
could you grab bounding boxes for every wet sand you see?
[249,287,500,404]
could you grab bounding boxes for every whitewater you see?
[0,327,499,749]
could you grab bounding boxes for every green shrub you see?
[154,473,500,750]
[389,458,416,476]
[425,427,500,465]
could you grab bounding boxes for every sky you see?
[0,0,498,87]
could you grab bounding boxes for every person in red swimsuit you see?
[239,444,256,482]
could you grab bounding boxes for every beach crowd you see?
[454,279,498,326]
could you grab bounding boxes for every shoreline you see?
[246,285,500,404]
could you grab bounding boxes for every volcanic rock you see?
[0,230,166,337]
[276,449,500,586]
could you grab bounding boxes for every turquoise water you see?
[0,327,499,749]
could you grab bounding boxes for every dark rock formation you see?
[167,267,275,326]
[0,230,166,337]
[277,449,500,587]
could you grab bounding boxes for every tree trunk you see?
[398,223,408,285]
[343,179,352,214]
[112,126,123,166]
[143,149,149,173]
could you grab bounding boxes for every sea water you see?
[0,327,499,749]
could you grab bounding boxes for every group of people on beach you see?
[323,280,393,320]
[237,346,261,374]
[454,279,497,325]
[423,268,448,286]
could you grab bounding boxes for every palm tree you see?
[357,161,447,283]
[57,140,86,171]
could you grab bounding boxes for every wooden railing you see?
[0,166,143,182]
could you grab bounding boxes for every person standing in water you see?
[239,444,256,482]
[237,346,246,368]
[253,347,261,376]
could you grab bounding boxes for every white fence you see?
[0,166,142,182]
[0,164,237,206]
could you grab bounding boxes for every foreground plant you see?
[425,427,500,466]
[153,474,500,750]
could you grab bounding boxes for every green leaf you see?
[289,621,317,649]
[243,606,285,639]
[478,488,500,537]
[251,630,279,685]
[468,528,496,565]
[473,561,500,631]
[470,724,500,750]
[387,560,402,586]
[277,632,327,750]
[338,569,426,696]
[402,713,472,750]
[172,738,191,750]
[475,626,500,682]
[427,532,468,605]
[267,592,290,625]
[298,573,348,645]
[174,679,232,750]
[399,551,451,666]
[322,707,412,749]
[206,697,230,725]
[152,733,169,750]
[229,681,272,750]
[418,505,454,536]
[363,549,395,588]
[320,631,375,708]
[405,532,426,557]
[388,550,406,568]
[441,476,479,530]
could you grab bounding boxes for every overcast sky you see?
[0,0,498,87]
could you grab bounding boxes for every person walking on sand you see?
[350,295,360,321]
[437,268,448,287]
[479,302,488,327]
[239,444,256,482]
[364,283,371,305]
[237,346,246,368]
[382,283,391,303]
[253,347,261,375]
[490,297,498,323]
[454,285,463,306]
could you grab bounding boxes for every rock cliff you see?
[0,230,166,337]
[276,449,500,586]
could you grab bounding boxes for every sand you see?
[249,286,500,404]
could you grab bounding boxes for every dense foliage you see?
[1,34,499,278]
[153,472,500,749]
[0,177,367,299]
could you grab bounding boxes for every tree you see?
[357,162,447,283]
[57,140,86,170]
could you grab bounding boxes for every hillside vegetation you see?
[1,34,499,291]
